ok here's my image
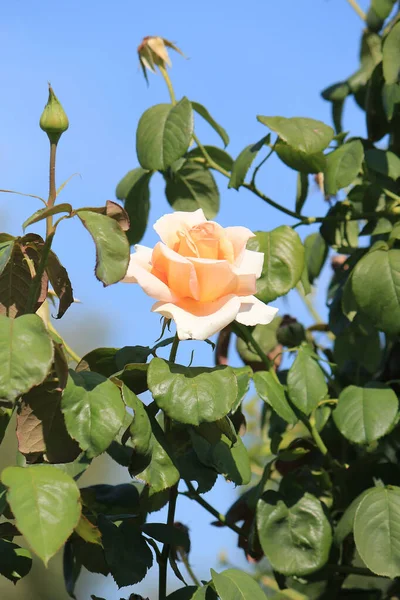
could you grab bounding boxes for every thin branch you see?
[346,0,366,21]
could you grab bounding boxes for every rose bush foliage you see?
[2,7,400,600]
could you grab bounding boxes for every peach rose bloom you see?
[122,209,278,340]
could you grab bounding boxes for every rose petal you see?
[225,226,255,261]
[152,295,242,340]
[153,209,206,247]
[236,295,278,326]
[122,245,175,302]
[189,257,238,302]
[152,242,199,300]
[234,249,264,278]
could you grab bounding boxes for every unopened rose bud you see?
[276,315,306,347]
[40,85,69,144]
[138,36,184,81]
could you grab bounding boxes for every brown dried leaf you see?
[16,345,80,463]
[0,234,48,317]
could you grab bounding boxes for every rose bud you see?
[39,85,69,144]
[138,36,184,81]
[276,315,306,347]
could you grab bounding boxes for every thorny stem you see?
[46,141,58,237]
[159,330,180,600]
[159,484,178,600]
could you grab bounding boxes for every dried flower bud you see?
[40,85,69,144]
[171,522,190,561]
[331,254,349,272]
[138,36,184,82]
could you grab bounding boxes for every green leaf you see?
[186,145,233,172]
[191,420,251,485]
[115,168,152,245]
[61,371,125,458]
[321,81,351,102]
[333,317,382,374]
[320,203,359,250]
[287,348,328,415]
[354,486,400,577]
[147,358,237,426]
[0,538,32,583]
[211,568,269,600]
[167,587,198,600]
[383,21,400,84]
[248,227,304,303]
[333,384,398,445]
[98,516,153,587]
[191,586,218,600]
[351,243,400,335]
[275,140,326,174]
[324,140,364,195]
[142,523,190,552]
[122,386,152,475]
[257,116,334,153]
[0,239,15,276]
[191,101,229,147]
[113,363,149,395]
[236,318,281,365]
[365,148,400,180]
[254,371,297,425]
[77,210,129,286]
[367,0,396,31]
[136,98,193,171]
[231,366,252,413]
[0,314,53,403]
[295,172,309,214]
[334,488,374,545]
[80,483,140,516]
[76,347,119,378]
[165,160,219,219]
[382,81,400,120]
[134,418,180,492]
[257,491,332,576]
[366,63,390,142]
[23,204,72,230]
[304,233,328,284]
[228,136,270,190]
[1,465,81,565]
[46,250,73,319]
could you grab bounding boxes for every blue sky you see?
[0,0,370,598]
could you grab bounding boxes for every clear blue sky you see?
[0,1,369,598]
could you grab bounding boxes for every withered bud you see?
[138,36,185,82]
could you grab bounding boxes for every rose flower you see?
[122,209,278,340]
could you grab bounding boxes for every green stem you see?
[183,481,245,537]
[46,141,58,238]
[25,232,55,314]
[169,333,180,362]
[345,0,366,20]
[232,322,271,369]
[178,549,201,587]
[47,322,81,363]
[250,143,276,185]
[159,65,176,105]
[326,564,385,578]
